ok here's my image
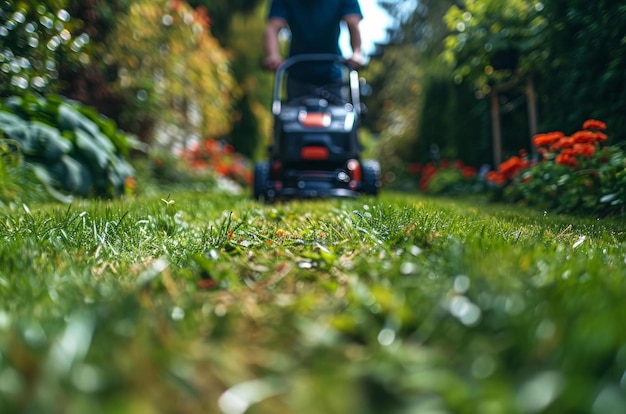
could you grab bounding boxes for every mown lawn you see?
[1,190,625,414]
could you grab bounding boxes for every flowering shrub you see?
[178,139,252,187]
[488,119,626,216]
[407,159,482,195]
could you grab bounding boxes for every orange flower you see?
[549,136,575,151]
[594,132,608,143]
[486,171,506,186]
[124,176,137,195]
[204,139,219,153]
[571,130,596,144]
[571,143,596,157]
[498,155,530,180]
[555,151,579,168]
[532,131,564,147]
[570,130,607,144]
[582,119,607,130]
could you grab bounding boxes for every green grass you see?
[1,190,626,413]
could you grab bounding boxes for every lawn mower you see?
[253,54,381,201]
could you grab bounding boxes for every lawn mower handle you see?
[272,54,362,116]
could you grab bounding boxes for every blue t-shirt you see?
[269,0,362,83]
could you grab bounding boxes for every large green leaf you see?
[59,155,93,196]
[30,122,73,161]
[1,125,35,154]
[29,163,74,203]
[108,154,135,194]
[58,103,114,151]
[1,121,73,160]
[74,129,111,171]
[2,95,134,200]
[0,110,24,127]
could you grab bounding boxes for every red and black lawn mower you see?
[253,54,381,201]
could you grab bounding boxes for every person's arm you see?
[263,17,287,71]
[344,14,365,68]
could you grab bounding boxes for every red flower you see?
[571,130,597,144]
[462,166,477,177]
[532,131,564,147]
[422,163,437,177]
[407,163,421,175]
[572,143,595,157]
[594,132,608,143]
[549,136,575,151]
[486,171,505,186]
[555,151,579,168]
[498,155,530,180]
[582,119,607,131]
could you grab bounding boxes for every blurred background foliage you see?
[1,0,626,197]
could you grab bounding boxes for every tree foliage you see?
[57,0,132,128]
[380,0,626,174]
[186,0,263,44]
[442,0,548,96]
[539,0,626,138]
[217,5,274,159]
[102,0,237,143]
[369,0,492,177]
[162,0,271,159]
[0,1,89,96]
[440,0,626,144]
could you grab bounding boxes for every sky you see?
[339,0,397,57]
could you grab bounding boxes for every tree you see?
[58,1,135,135]
[184,0,269,158]
[102,0,236,146]
[217,5,274,159]
[369,0,490,176]
[442,0,548,164]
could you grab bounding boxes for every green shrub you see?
[0,94,138,201]
[0,139,58,206]
[488,119,626,216]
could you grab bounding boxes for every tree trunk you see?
[525,77,538,160]
[491,91,502,167]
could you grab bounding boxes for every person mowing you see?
[263,0,365,100]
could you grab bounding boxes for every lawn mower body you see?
[254,54,381,201]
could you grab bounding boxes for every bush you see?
[177,138,252,187]
[0,94,137,201]
[0,140,58,206]
[488,119,626,216]
[407,159,485,195]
